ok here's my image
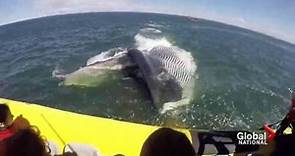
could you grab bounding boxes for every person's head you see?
[4,127,50,156]
[140,128,195,156]
[0,104,14,129]
[254,134,295,156]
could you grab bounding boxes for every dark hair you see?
[270,134,295,156]
[140,128,195,156]
[0,103,10,123]
[5,127,50,156]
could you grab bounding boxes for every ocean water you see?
[0,12,295,130]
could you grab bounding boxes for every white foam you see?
[140,27,162,33]
[134,33,172,51]
[134,26,172,51]
[86,48,127,66]
[145,23,163,28]
[52,66,66,79]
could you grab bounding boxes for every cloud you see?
[189,10,295,44]
[31,0,143,15]
[29,0,192,18]
[1,0,294,44]
[0,0,159,26]
[237,17,246,24]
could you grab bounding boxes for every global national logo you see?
[237,132,267,145]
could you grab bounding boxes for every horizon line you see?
[1,11,294,45]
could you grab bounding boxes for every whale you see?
[54,46,197,113]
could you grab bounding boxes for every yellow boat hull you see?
[0,98,192,156]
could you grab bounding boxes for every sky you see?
[0,0,294,44]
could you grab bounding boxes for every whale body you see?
[55,46,197,113]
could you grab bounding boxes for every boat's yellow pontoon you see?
[0,98,192,156]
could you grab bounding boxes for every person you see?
[250,91,295,156]
[275,90,295,136]
[0,103,30,141]
[0,104,14,141]
[0,104,13,128]
[140,128,195,156]
[190,129,259,155]
[245,132,295,156]
[1,124,101,156]
[3,127,51,156]
[63,143,100,156]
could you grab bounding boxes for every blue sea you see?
[0,12,295,130]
